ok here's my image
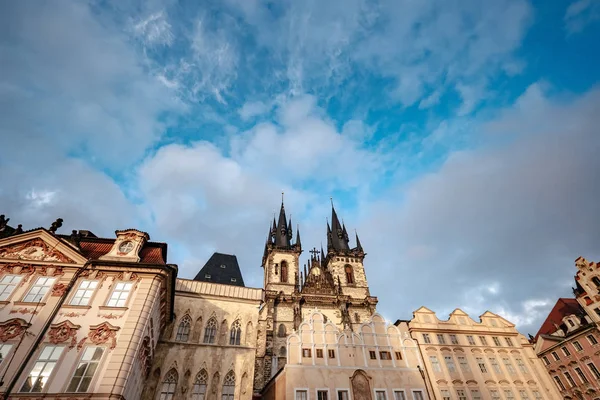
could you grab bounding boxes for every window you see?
[490,389,501,400]
[230,278,236,283]
[23,277,55,303]
[562,346,571,357]
[175,315,191,342]
[588,362,600,379]
[67,346,104,392]
[430,356,441,372]
[587,334,598,345]
[568,319,574,327]
[492,337,502,346]
[440,390,450,400]
[471,389,481,400]
[192,370,208,400]
[456,389,467,400]
[505,337,514,347]
[531,390,542,400]
[318,390,329,400]
[489,357,501,373]
[380,351,391,360]
[394,391,406,400]
[316,349,324,358]
[204,274,211,279]
[158,369,178,400]
[281,261,288,283]
[573,341,583,351]
[542,356,550,365]
[296,390,308,400]
[20,345,64,392]
[229,320,242,345]
[553,376,566,391]
[220,264,226,269]
[203,318,217,344]
[345,265,354,284]
[222,371,235,400]
[478,336,488,346]
[595,307,600,318]
[369,350,377,360]
[413,391,424,400]
[458,356,470,372]
[476,357,487,373]
[329,349,335,358]
[504,389,515,400]
[503,358,516,374]
[338,391,349,400]
[0,275,23,301]
[0,343,13,366]
[376,391,387,400]
[564,371,576,387]
[467,335,476,345]
[302,348,312,358]
[449,334,459,344]
[593,276,600,287]
[444,356,456,372]
[516,358,528,373]
[106,282,133,307]
[437,334,446,344]
[551,351,560,361]
[278,324,287,337]
[423,334,431,344]
[575,367,589,383]
[70,280,98,306]
[395,351,402,360]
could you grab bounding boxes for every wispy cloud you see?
[565,0,600,33]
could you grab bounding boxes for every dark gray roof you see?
[193,252,245,287]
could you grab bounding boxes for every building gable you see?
[0,229,87,264]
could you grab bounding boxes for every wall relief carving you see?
[78,321,120,350]
[0,318,30,342]
[0,239,74,263]
[0,262,36,282]
[350,369,372,400]
[51,283,68,297]
[48,320,80,348]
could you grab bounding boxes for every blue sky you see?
[1,0,599,334]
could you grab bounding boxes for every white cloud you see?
[565,0,600,33]
[239,101,272,120]
[133,10,174,47]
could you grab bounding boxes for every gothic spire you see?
[274,199,291,248]
[295,225,302,250]
[328,202,350,252]
[355,231,363,253]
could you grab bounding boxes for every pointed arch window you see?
[203,318,217,344]
[345,265,354,284]
[192,369,208,400]
[281,261,288,283]
[158,369,178,400]
[175,315,191,342]
[222,371,235,400]
[278,323,287,338]
[229,320,242,345]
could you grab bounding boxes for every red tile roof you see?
[535,298,582,339]
[78,239,166,264]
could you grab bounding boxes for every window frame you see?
[411,389,425,400]
[66,345,105,393]
[374,389,387,400]
[229,320,242,346]
[588,362,600,379]
[436,334,446,344]
[316,388,330,400]
[0,274,24,302]
[19,344,65,393]
[492,336,502,346]
[369,350,377,360]
[561,346,571,357]
[68,279,99,307]
[336,389,350,400]
[203,318,218,344]
[22,276,56,303]
[302,348,312,358]
[449,334,459,345]
[175,315,192,342]
[466,335,476,345]
[478,336,488,346]
[0,343,15,369]
[392,389,406,400]
[573,340,583,352]
[191,369,209,400]
[316,349,324,358]
[295,389,309,400]
[328,349,336,358]
[430,355,441,372]
[422,333,431,344]
[587,334,599,345]
[379,351,391,360]
[105,281,134,308]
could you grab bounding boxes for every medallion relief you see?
[0,318,30,342]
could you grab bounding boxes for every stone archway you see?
[350,369,372,400]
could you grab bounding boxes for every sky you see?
[1,0,599,335]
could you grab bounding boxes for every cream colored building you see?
[408,307,560,400]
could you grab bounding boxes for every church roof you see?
[193,252,245,287]
[535,298,582,339]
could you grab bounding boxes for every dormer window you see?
[205,274,211,279]
[231,278,236,282]
[220,264,226,269]
[568,319,575,327]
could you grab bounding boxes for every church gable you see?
[0,229,86,264]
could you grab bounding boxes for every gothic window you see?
[345,265,354,285]
[222,371,235,400]
[278,324,287,337]
[158,369,178,400]
[192,369,208,400]
[229,320,242,345]
[175,315,191,342]
[203,318,217,344]
[281,261,288,283]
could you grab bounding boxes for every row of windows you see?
[175,316,243,345]
[159,368,235,400]
[300,348,403,361]
[423,333,515,347]
[296,389,424,400]
[429,355,529,376]
[552,362,600,392]
[541,334,598,365]
[440,388,543,400]
[0,275,134,308]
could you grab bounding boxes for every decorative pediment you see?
[451,379,464,385]
[47,320,80,348]
[466,380,478,386]
[0,318,30,342]
[436,379,448,385]
[0,230,87,264]
[77,322,120,350]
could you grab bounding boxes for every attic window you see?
[220,264,227,269]
[205,274,211,279]
[231,278,237,282]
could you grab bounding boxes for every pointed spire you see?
[321,244,326,262]
[287,217,293,240]
[274,198,291,248]
[329,200,349,251]
[342,223,349,241]
[295,225,302,250]
[355,230,363,253]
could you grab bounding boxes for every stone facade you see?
[409,307,560,400]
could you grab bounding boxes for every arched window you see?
[158,369,178,400]
[279,346,286,357]
[203,318,217,344]
[175,315,191,342]
[192,369,208,400]
[281,261,288,283]
[277,323,287,338]
[222,371,235,400]
[229,320,242,345]
[592,277,600,287]
[345,265,354,284]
